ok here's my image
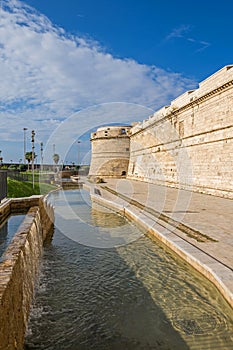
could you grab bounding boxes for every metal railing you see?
[6,170,29,182]
[0,171,7,202]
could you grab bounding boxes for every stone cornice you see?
[179,79,233,111]
[90,135,130,141]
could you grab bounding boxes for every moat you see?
[24,189,233,349]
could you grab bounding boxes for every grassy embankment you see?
[7,178,57,198]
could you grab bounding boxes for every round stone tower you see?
[89,125,131,180]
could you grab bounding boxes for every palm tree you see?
[25,151,37,171]
[53,153,60,165]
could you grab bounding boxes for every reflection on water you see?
[0,214,25,257]
[25,190,233,349]
[47,190,143,248]
[91,202,126,228]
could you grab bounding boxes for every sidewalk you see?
[85,177,233,308]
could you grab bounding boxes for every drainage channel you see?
[24,189,233,350]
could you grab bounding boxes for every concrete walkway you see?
[84,177,233,308]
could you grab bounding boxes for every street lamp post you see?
[31,130,35,189]
[23,128,28,164]
[77,141,81,168]
[53,143,55,172]
[40,142,43,173]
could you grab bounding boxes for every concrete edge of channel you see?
[83,182,233,310]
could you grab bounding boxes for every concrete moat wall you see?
[89,126,131,180]
[127,65,233,199]
[0,197,54,350]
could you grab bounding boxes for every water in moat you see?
[25,189,233,349]
[0,214,25,257]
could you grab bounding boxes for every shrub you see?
[19,164,27,172]
[8,164,18,170]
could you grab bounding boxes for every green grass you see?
[7,178,57,198]
[21,172,54,183]
[25,173,40,182]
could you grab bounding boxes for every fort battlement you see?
[133,65,233,131]
[89,125,132,179]
[91,125,131,140]
[89,66,233,198]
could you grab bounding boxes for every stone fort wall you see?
[0,197,54,350]
[127,65,233,198]
[89,126,131,179]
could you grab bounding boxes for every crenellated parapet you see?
[131,65,233,134]
[91,125,131,140]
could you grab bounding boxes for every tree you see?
[53,153,60,165]
[25,151,37,171]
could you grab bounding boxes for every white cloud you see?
[165,24,211,53]
[165,25,191,40]
[0,0,196,161]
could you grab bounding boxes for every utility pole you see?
[31,130,35,189]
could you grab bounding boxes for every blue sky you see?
[0,0,232,164]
